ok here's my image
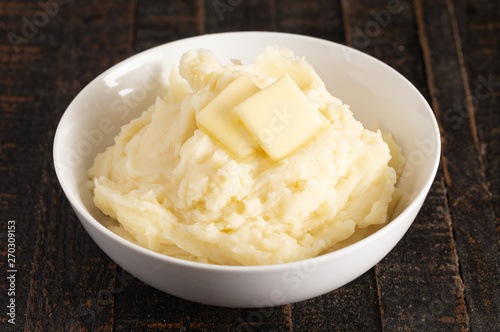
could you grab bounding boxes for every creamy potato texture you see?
[89,46,404,266]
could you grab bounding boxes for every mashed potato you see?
[89,46,404,266]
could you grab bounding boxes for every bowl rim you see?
[53,30,441,272]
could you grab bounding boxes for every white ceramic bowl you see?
[53,31,440,307]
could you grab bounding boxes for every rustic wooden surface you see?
[0,0,498,331]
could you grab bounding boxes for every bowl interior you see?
[54,32,440,260]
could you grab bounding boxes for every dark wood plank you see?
[273,0,345,42]
[268,1,383,330]
[204,0,274,33]
[452,0,500,308]
[114,277,292,331]
[0,1,69,329]
[292,271,382,332]
[0,0,137,330]
[135,0,204,53]
[415,0,500,330]
[376,170,469,331]
[342,0,469,330]
[0,82,43,326]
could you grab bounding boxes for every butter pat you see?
[234,74,325,160]
[196,76,260,159]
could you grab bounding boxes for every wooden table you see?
[1,1,498,330]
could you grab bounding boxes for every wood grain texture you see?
[204,0,273,33]
[135,0,203,53]
[292,271,382,332]
[0,0,137,330]
[415,0,500,329]
[343,0,469,330]
[452,0,500,292]
[273,0,345,42]
[114,277,292,331]
[0,1,66,328]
